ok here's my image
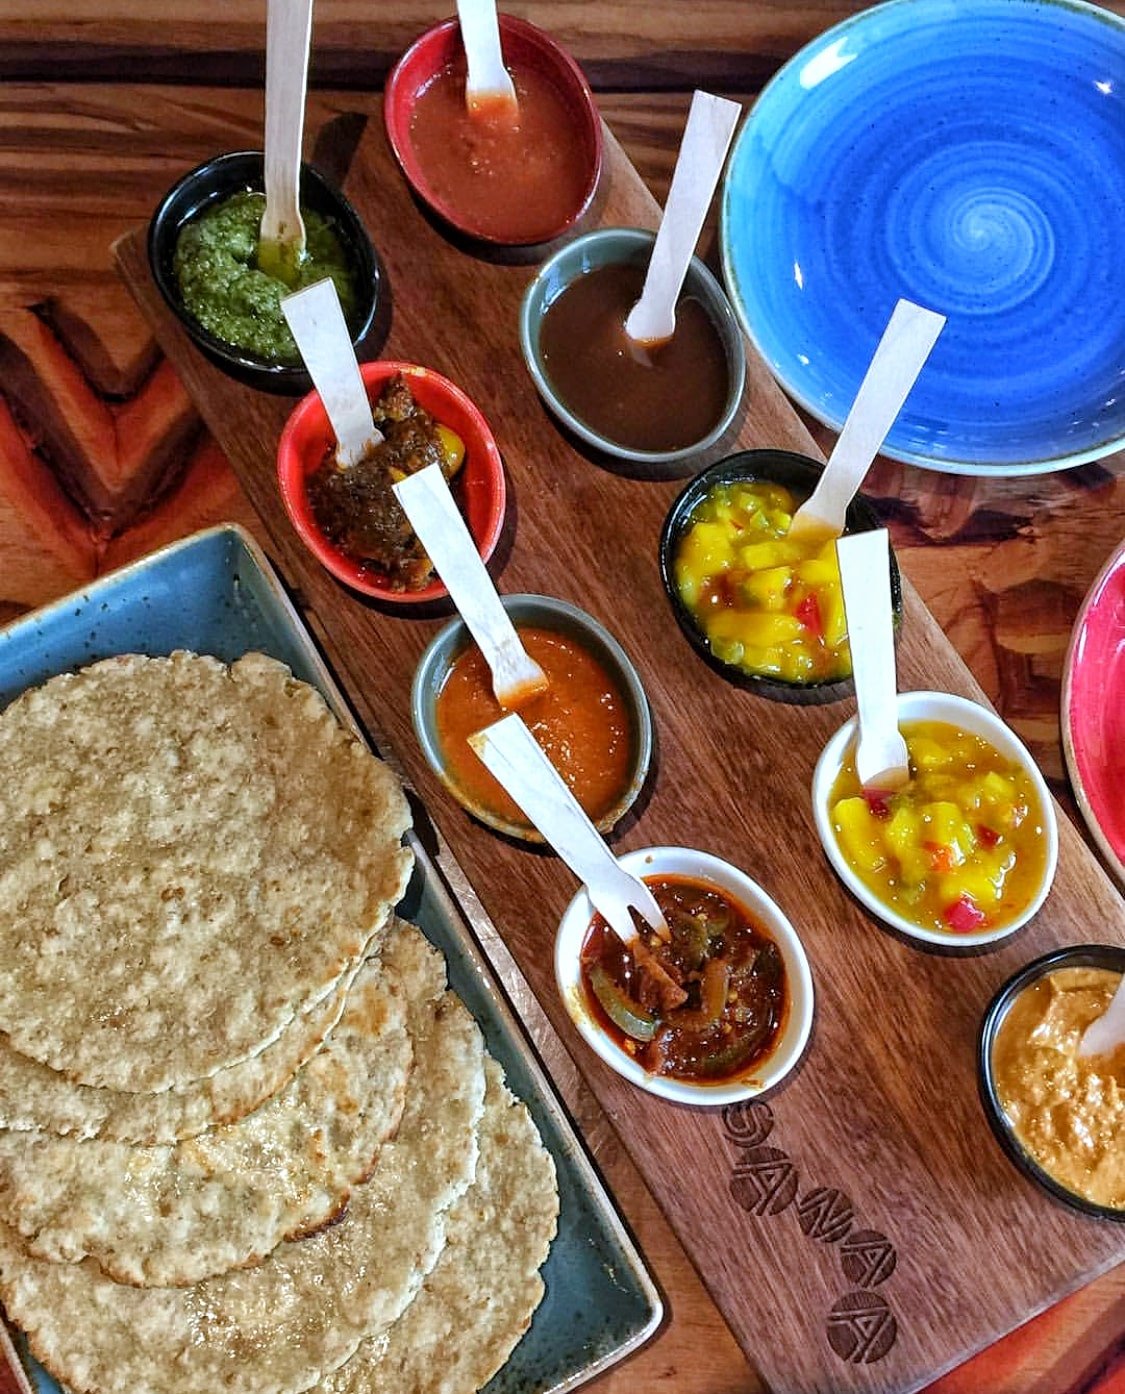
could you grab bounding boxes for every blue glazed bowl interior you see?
[721,0,1125,474]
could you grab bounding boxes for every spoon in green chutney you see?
[258,0,314,287]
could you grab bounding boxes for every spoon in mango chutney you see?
[281,278,383,465]
[471,714,684,1005]
[787,299,946,544]
[623,89,742,346]
[258,0,314,287]
[836,528,910,792]
[456,0,518,122]
[394,466,548,709]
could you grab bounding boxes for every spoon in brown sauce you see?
[1079,973,1125,1059]
[394,465,548,709]
[623,89,741,346]
[456,0,518,123]
[281,278,383,466]
[258,0,314,287]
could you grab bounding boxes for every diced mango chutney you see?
[828,720,1049,935]
[673,480,850,683]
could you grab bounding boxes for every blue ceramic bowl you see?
[721,0,1125,475]
[520,228,746,469]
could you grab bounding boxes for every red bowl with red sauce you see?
[384,14,603,246]
[277,360,505,603]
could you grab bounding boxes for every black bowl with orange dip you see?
[384,15,602,247]
[411,594,652,842]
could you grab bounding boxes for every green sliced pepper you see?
[589,965,660,1042]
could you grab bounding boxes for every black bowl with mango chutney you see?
[979,943,1125,1223]
[148,150,379,395]
[658,449,903,705]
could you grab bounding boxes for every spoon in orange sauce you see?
[456,0,518,123]
[394,464,547,709]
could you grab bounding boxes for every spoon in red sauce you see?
[471,714,683,1003]
[258,0,313,287]
[456,0,518,123]
[394,465,547,709]
[623,89,741,346]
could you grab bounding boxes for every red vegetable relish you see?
[579,876,788,1084]
[407,59,591,243]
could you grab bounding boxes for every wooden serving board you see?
[116,106,1125,1394]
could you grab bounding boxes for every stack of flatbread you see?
[0,651,558,1394]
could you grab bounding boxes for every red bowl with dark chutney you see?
[277,360,505,604]
[384,15,603,246]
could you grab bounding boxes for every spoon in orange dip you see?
[836,528,909,791]
[456,0,518,122]
[623,89,741,347]
[788,299,945,544]
[394,465,547,709]
[471,713,683,1005]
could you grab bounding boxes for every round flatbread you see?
[317,1057,559,1394]
[0,651,413,1090]
[0,939,414,1287]
[0,961,354,1143]
[0,923,487,1394]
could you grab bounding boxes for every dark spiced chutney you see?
[537,261,730,453]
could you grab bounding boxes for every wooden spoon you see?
[456,0,518,121]
[393,465,548,709]
[623,90,741,346]
[836,529,910,791]
[280,278,381,467]
[788,299,945,543]
[1078,973,1125,1059]
[258,0,314,286]
[469,714,673,954]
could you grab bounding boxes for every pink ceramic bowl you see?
[383,14,603,246]
[277,360,505,604]
[1062,538,1125,888]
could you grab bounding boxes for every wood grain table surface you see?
[0,5,1122,1390]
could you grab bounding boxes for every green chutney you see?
[173,190,359,363]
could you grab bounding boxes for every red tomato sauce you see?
[408,60,592,242]
[435,626,634,828]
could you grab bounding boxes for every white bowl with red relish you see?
[812,691,1059,949]
[555,847,814,1106]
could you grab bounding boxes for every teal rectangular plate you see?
[0,524,662,1394]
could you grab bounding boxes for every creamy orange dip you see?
[993,966,1124,1210]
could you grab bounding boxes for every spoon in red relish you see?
[456,0,518,123]
[470,714,684,1005]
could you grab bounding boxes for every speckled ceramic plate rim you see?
[1061,537,1125,892]
[719,0,1125,477]
[0,524,663,1394]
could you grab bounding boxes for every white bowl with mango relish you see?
[812,691,1059,948]
[555,846,814,1106]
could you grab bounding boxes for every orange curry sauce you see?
[435,627,633,828]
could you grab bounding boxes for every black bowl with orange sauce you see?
[410,593,652,842]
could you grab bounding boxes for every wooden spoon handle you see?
[262,0,313,247]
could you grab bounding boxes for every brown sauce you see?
[580,876,788,1083]
[537,261,730,453]
[408,61,591,242]
[435,626,634,829]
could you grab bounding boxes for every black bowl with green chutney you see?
[658,449,904,705]
[148,151,379,395]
